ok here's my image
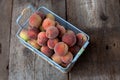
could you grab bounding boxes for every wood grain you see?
[67,0,120,80]
[9,0,67,80]
[9,0,35,80]
[0,0,12,80]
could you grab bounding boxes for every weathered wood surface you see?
[67,0,120,80]
[0,0,118,80]
[0,0,12,80]
[9,0,67,80]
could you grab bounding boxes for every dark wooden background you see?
[0,0,120,80]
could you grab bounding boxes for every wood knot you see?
[105,45,109,50]
[6,64,9,70]
[100,13,108,21]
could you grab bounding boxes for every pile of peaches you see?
[19,11,87,67]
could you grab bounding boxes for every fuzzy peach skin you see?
[51,53,62,64]
[41,46,53,57]
[56,24,66,38]
[37,32,48,46]
[62,30,76,47]
[29,13,42,28]
[28,39,40,49]
[27,27,40,39]
[47,38,59,49]
[19,29,29,41]
[46,26,59,39]
[46,13,55,21]
[54,42,68,56]
[76,33,87,47]
[42,18,55,30]
[61,51,73,64]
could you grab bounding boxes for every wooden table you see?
[0,0,120,80]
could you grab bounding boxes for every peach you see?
[54,42,68,56]
[46,26,59,39]
[61,51,73,64]
[62,30,76,47]
[37,32,48,46]
[47,38,59,49]
[29,13,42,28]
[69,45,80,56]
[56,24,66,38]
[51,53,62,64]
[35,11,46,20]
[41,46,53,57]
[76,33,87,47]
[46,13,55,20]
[27,27,40,39]
[42,18,55,30]
[61,62,69,68]
[28,39,40,49]
[19,29,29,41]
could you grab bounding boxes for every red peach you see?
[47,38,59,49]
[56,24,66,38]
[46,26,59,39]
[62,30,76,47]
[61,51,73,64]
[37,32,48,46]
[27,27,40,39]
[76,33,87,47]
[54,42,68,56]
[29,13,42,28]
[41,46,53,57]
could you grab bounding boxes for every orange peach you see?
[42,18,55,30]
[61,51,73,64]
[29,13,42,28]
[46,26,59,39]
[62,30,76,47]
[41,46,53,57]
[37,32,48,46]
[51,53,62,64]
[28,39,40,49]
[47,38,59,49]
[54,42,68,56]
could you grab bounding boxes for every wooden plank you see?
[9,0,68,80]
[0,0,13,80]
[34,0,68,80]
[67,0,120,80]
[9,1,35,80]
